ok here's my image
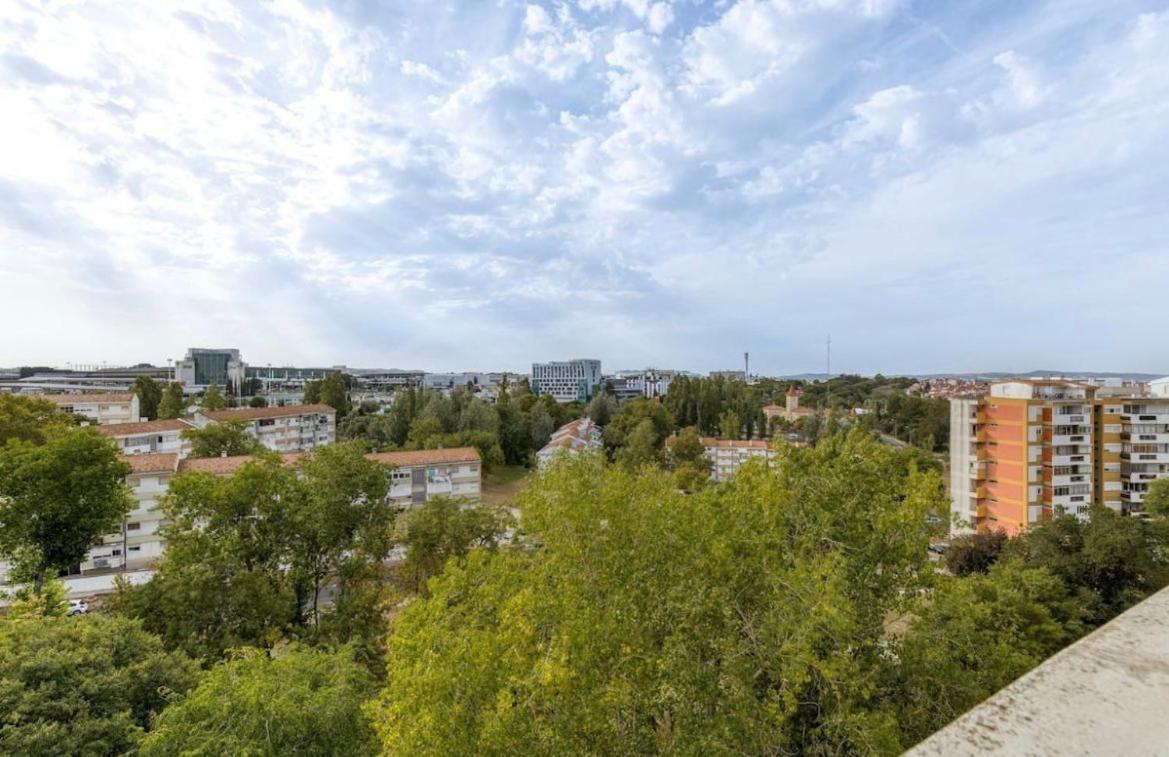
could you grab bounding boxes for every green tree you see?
[945,529,1008,576]
[586,391,616,426]
[0,614,197,755]
[157,382,187,420]
[718,409,742,439]
[0,393,78,446]
[140,646,376,756]
[303,379,322,404]
[666,426,710,492]
[200,384,227,411]
[319,371,352,416]
[248,395,268,408]
[528,402,555,450]
[615,417,663,469]
[181,420,262,459]
[372,432,944,753]
[394,496,510,594]
[0,429,131,594]
[1145,477,1169,518]
[132,375,163,420]
[603,397,674,460]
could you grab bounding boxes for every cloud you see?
[0,1,1167,373]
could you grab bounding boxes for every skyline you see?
[3,1,1168,374]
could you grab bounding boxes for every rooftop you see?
[42,393,135,404]
[177,447,480,475]
[198,403,335,422]
[97,419,192,436]
[121,453,180,474]
[701,437,771,449]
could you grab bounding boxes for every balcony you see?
[1051,454,1089,466]
[908,584,1169,755]
[1052,434,1089,446]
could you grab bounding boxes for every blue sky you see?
[1,0,1167,375]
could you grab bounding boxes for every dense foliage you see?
[0,393,78,446]
[0,615,197,755]
[180,419,263,458]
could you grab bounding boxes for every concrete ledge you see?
[908,584,1169,755]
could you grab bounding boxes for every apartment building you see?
[537,418,603,467]
[948,379,1169,536]
[192,404,336,452]
[96,419,193,456]
[368,448,482,507]
[42,393,140,425]
[531,359,602,403]
[79,453,179,573]
[702,437,775,481]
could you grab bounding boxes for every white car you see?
[67,599,89,616]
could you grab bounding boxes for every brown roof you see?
[762,404,783,412]
[43,393,135,404]
[786,387,800,397]
[701,437,772,449]
[176,447,479,475]
[366,447,481,467]
[121,453,179,474]
[198,404,336,422]
[97,419,192,437]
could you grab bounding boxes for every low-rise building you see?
[702,437,775,481]
[192,404,336,452]
[96,419,193,456]
[43,393,140,425]
[79,453,179,574]
[763,387,816,427]
[537,418,603,467]
[367,447,482,507]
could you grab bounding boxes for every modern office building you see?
[175,347,246,391]
[531,359,602,403]
[191,404,336,453]
[42,393,140,425]
[949,379,1169,535]
[701,437,775,481]
[537,418,603,467]
[96,419,193,456]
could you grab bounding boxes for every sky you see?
[1,0,1167,376]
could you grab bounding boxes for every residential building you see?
[79,453,179,573]
[367,447,482,507]
[96,419,193,456]
[537,418,603,467]
[175,347,246,391]
[43,393,140,425]
[702,437,775,481]
[532,359,602,403]
[951,378,1169,534]
[949,380,1098,535]
[192,404,336,453]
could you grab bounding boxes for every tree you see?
[181,420,262,459]
[603,397,674,461]
[157,382,187,420]
[139,646,377,756]
[248,395,268,408]
[666,426,711,492]
[615,417,663,469]
[586,392,616,426]
[1145,477,1169,518]
[0,393,78,446]
[945,529,1008,576]
[200,384,227,411]
[718,409,742,439]
[372,433,944,754]
[303,379,322,404]
[0,429,131,593]
[528,402,555,450]
[394,496,510,594]
[319,371,352,416]
[132,375,163,420]
[0,614,197,755]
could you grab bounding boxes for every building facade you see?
[949,379,1169,535]
[367,448,482,507]
[192,404,336,453]
[537,418,603,467]
[531,359,602,403]
[175,347,246,391]
[43,393,140,425]
[96,419,193,456]
[702,437,775,481]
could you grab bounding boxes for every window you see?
[127,522,141,531]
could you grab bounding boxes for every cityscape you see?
[3,0,1169,754]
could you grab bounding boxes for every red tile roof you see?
[43,393,135,404]
[701,437,772,449]
[121,453,180,474]
[177,454,297,475]
[198,404,336,422]
[366,447,481,467]
[97,419,193,436]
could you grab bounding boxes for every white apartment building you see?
[537,418,603,467]
[96,419,193,457]
[702,437,776,481]
[532,359,602,403]
[368,447,482,507]
[43,393,140,425]
[192,404,336,453]
[80,453,179,573]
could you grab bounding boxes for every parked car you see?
[67,599,89,616]
[927,543,948,555]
